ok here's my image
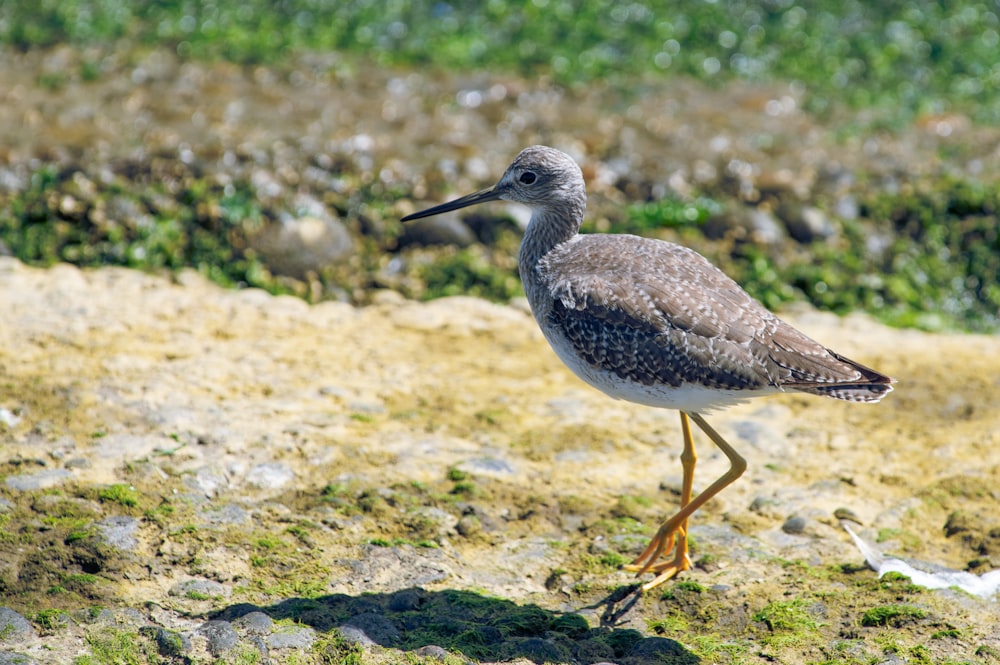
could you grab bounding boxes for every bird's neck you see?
[518,203,583,313]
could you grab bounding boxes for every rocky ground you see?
[1,257,1000,664]
[1,41,1000,665]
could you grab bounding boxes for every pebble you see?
[782,515,809,535]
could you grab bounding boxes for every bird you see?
[402,145,894,591]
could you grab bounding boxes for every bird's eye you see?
[519,171,537,185]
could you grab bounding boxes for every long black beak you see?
[401,186,503,221]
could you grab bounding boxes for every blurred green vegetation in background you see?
[0,1,998,332]
[2,0,999,123]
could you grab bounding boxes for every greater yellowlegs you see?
[402,145,894,591]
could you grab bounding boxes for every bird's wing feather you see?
[537,235,892,400]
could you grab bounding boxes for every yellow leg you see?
[625,411,747,591]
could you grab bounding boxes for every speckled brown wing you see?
[538,234,893,402]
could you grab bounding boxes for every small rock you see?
[201,504,251,526]
[404,506,457,539]
[0,609,36,644]
[782,515,809,535]
[0,652,38,665]
[456,514,482,538]
[195,620,239,656]
[0,407,21,428]
[169,579,230,599]
[94,516,140,550]
[142,627,190,659]
[414,645,449,660]
[266,626,315,650]
[183,467,228,497]
[340,613,400,646]
[703,205,785,245]
[250,216,354,278]
[456,457,516,478]
[4,469,72,492]
[232,611,273,635]
[245,462,295,490]
[336,625,375,647]
[778,202,836,243]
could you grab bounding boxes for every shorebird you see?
[402,146,894,591]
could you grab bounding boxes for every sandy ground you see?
[2,257,999,663]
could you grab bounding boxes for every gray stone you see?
[94,516,140,550]
[456,457,516,478]
[335,625,375,647]
[232,611,273,635]
[169,578,230,599]
[340,613,400,646]
[414,645,448,660]
[146,627,191,658]
[4,469,72,491]
[201,504,250,526]
[245,462,295,489]
[703,205,785,245]
[250,216,354,278]
[266,626,315,650]
[779,203,837,243]
[195,620,239,656]
[0,652,37,665]
[782,515,809,535]
[0,609,36,644]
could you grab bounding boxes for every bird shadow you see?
[212,585,700,664]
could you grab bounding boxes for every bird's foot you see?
[622,522,692,591]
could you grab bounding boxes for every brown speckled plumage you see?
[403,145,894,591]
[539,234,892,400]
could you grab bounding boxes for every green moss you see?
[610,196,723,235]
[77,626,157,665]
[419,245,522,302]
[753,598,823,633]
[34,608,70,633]
[314,631,365,665]
[861,603,927,627]
[97,484,139,508]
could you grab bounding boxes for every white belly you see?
[540,323,776,413]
